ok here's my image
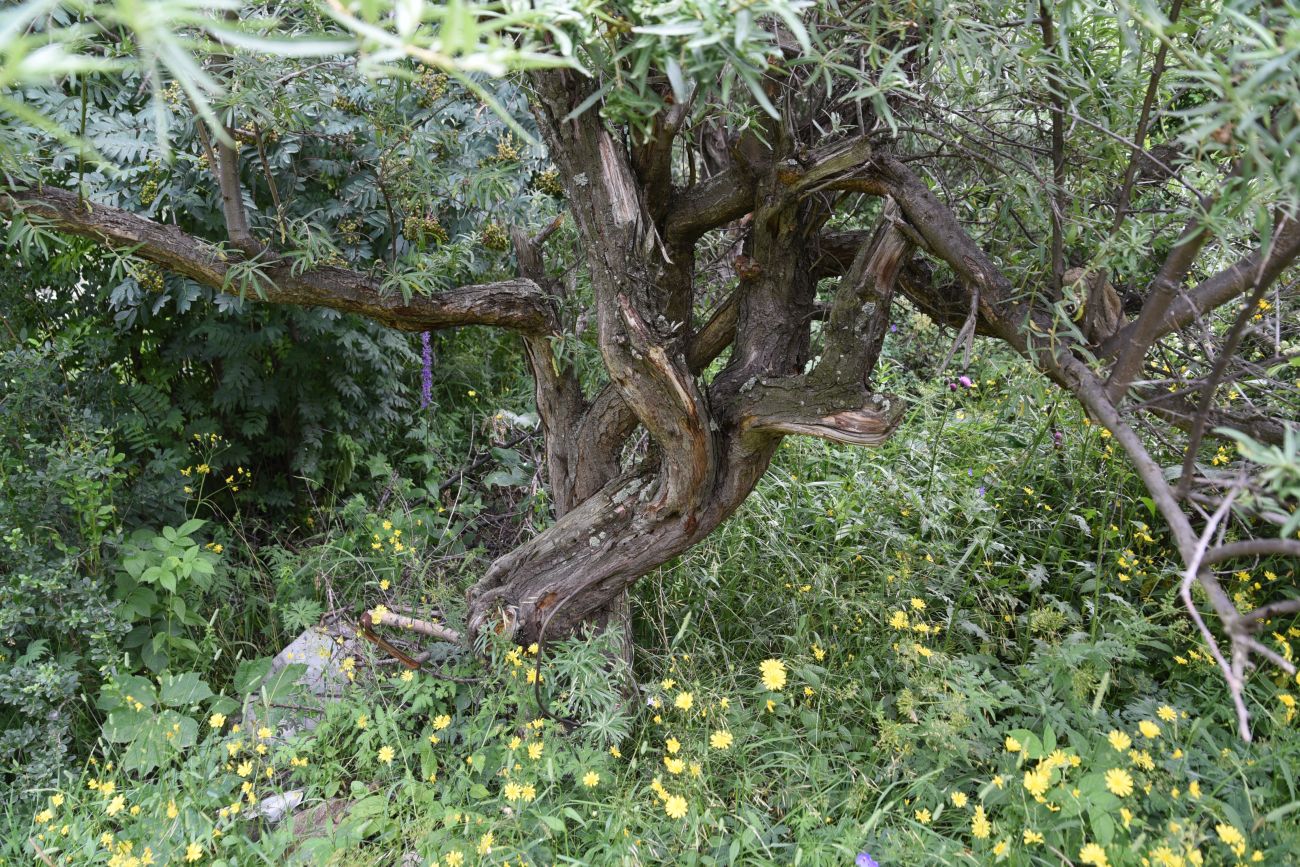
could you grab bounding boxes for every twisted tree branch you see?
[2,186,558,335]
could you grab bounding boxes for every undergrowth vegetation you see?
[4,312,1298,866]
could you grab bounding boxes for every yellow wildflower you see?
[1079,843,1109,866]
[1023,767,1051,798]
[1105,768,1134,798]
[760,659,787,691]
[971,805,991,839]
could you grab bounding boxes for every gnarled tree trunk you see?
[463,71,908,643]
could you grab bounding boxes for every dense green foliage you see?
[4,1,1300,865]
[4,329,1299,865]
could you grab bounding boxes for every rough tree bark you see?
[459,71,907,643]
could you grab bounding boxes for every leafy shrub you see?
[0,342,132,793]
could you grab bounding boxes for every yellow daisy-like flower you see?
[1004,736,1022,753]
[1104,768,1134,797]
[528,742,543,760]
[915,808,931,823]
[1150,845,1181,866]
[664,756,685,774]
[582,771,599,787]
[504,782,523,802]
[910,597,926,610]
[370,604,389,624]
[1023,767,1051,798]
[1157,705,1177,722]
[1079,842,1109,866]
[105,795,126,816]
[355,714,369,730]
[1138,720,1161,739]
[889,611,910,629]
[209,713,226,729]
[760,658,787,691]
[664,794,688,819]
[1107,729,1131,751]
[674,692,694,711]
[378,746,395,764]
[1217,823,1246,851]
[477,832,493,855]
[185,842,203,863]
[710,730,734,750]
[992,840,1009,858]
[433,714,452,731]
[1023,829,1044,845]
[666,737,681,754]
[951,791,969,808]
[971,805,991,839]
[1129,749,1155,770]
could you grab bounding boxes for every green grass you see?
[8,353,1300,867]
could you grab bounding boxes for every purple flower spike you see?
[420,331,434,409]
[856,853,880,867]
[959,375,973,388]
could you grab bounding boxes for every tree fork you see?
[463,168,911,644]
